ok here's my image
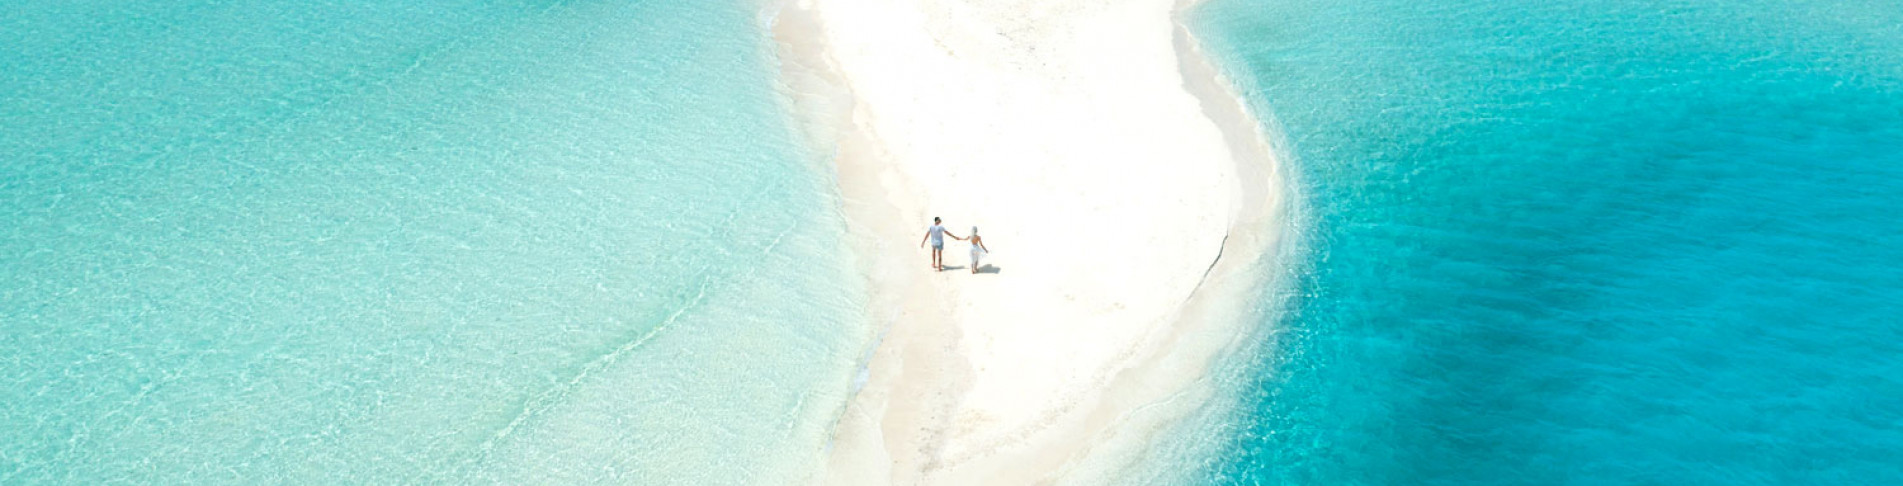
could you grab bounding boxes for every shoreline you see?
[771,0,1293,482]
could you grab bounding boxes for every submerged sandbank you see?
[772,0,1293,483]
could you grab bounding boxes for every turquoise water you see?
[1,0,866,483]
[1193,0,1902,483]
[11,0,1902,483]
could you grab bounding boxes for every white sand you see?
[773,0,1292,483]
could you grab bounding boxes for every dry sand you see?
[772,0,1292,483]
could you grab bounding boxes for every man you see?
[919,216,962,271]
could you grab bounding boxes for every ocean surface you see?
[9,0,1902,484]
[1191,0,1903,483]
[1,0,868,483]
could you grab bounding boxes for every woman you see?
[967,226,990,274]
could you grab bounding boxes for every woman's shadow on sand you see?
[941,264,1002,274]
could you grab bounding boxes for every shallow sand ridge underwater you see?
[0,1,870,483]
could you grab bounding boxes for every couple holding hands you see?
[920,216,990,274]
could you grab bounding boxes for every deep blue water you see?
[1193,0,1903,483]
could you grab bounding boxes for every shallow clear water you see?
[1192,0,1903,483]
[1,0,865,483]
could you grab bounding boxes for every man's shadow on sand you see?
[940,265,1002,274]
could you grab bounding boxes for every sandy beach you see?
[773,0,1291,483]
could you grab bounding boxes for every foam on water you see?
[1183,0,1903,483]
[1,0,865,483]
